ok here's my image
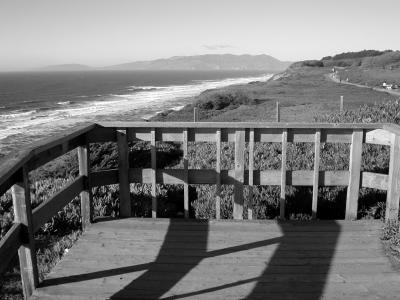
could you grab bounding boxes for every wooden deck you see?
[32,219,400,300]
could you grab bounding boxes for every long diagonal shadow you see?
[42,219,340,299]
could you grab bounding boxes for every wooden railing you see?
[1,121,400,299]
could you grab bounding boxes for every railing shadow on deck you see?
[39,218,340,299]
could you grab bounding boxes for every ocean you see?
[0,70,273,155]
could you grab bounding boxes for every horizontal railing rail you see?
[1,121,400,299]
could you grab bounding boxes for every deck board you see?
[32,219,400,300]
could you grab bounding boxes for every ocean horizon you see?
[0,70,273,156]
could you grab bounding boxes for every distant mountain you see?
[41,64,93,71]
[105,54,291,71]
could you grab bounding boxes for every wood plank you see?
[97,121,381,130]
[78,141,92,230]
[365,129,392,146]
[11,165,39,299]
[90,169,350,187]
[321,129,352,143]
[345,130,363,220]
[0,223,22,276]
[386,133,400,221]
[233,129,245,220]
[216,129,221,220]
[280,129,288,219]
[361,172,388,190]
[32,176,85,232]
[26,134,86,172]
[248,128,254,220]
[117,130,131,218]
[183,129,189,219]
[151,128,157,218]
[312,130,321,219]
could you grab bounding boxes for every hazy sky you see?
[1,0,399,70]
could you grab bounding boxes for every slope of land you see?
[152,63,399,122]
[106,54,291,71]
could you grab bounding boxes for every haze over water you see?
[0,70,273,155]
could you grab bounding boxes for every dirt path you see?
[326,73,400,97]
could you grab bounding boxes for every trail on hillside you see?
[326,73,400,97]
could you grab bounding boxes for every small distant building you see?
[382,81,393,90]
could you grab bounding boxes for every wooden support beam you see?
[233,129,245,220]
[216,129,221,220]
[248,128,255,220]
[151,128,157,218]
[11,165,39,299]
[117,130,131,217]
[280,129,288,219]
[78,138,92,230]
[386,133,400,221]
[312,130,321,219]
[345,130,363,220]
[183,129,189,219]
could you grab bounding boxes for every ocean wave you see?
[0,110,37,119]
[0,73,273,144]
[57,101,71,105]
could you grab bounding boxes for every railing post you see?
[345,129,363,220]
[78,137,92,229]
[11,166,39,299]
[280,129,288,219]
[151,128,157,218]
[233,129,245,219]
[193,107,199,122]
[312,129,321,219]
[117,129,131,217]
[248,128,255,220]
[183,129,189,218]
[216,129,221,220]
[386,133,400,222]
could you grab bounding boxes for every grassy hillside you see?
[153,61,398,122]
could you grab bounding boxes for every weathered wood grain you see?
[248,128,255,220]
[233,129,245,219]
[312,130,321,219]
[151,128,157,218]
[215,129,221,220]
[11,166,39,299]
[345,130,363,220]
[386,133,400,221]
[117,130,131,218]
[33,219,400,300]
[280,129,287,219]
[183,129,189,219]
[78,141,92,230]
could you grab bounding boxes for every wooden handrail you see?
[1,121,400,299]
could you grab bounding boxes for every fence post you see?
[78,136,92,230]
[340,96,344,112]
[183,129,189,218]
[345,129,363,220]
[280,129,287,219]
[11,166,39,299]
[117,129,131,217]
[194,107,199,122]
[386,133,400,222]
[276,102,280,122]
[233,129,245,219]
